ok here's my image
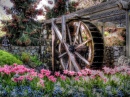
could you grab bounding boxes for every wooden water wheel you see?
[53,19,104,72]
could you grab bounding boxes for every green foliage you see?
[21,52,30,63]
[0,50,22,65]
[30,55,42,67]
[17,52,42,67]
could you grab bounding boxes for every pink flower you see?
[12,78,19,82]
[81,70,87,76]
[98,71,104,78]
[11,65,29,74]
[4,69,11,75]
[127,71,130,75]
[41,69,46,74]
[37,79,44,88]
[13,63,17,66]
[63,70,69,75]
[60,75,66,80]
[54,72,60,77]
[41,69,51,76]
[45,72,51,76]
[90,75,96,79]
[68,71,75,76]
[38,73,44,79]
[114,67,122,73]
[103,77,108,83]
[26,75,33,81]
[18,76,25,81]
[12,76,25,82]
[110,69,116,75]
[39,79,44,87]
[74,76,79,81]
[91,70,97,76]
[2,65,12,75]
[77,72,82,77]
[29,71,37,77]
[85,68,92,75]
[48,75,57,82]
[103,66,111,74]
[120,66,128,71]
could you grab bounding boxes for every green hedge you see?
[0,50,22,66]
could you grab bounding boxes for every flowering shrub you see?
[0,63,130,96]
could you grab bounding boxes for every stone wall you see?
[104,46,126,66]
[0,46,41,56]
[0,46,126,66]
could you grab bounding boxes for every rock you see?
[117,55,130,66]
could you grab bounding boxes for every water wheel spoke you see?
[75,38,92,49]
[73,21,81,45]
[65,59,70,70]
[60,58,66,70]
[63,43,81,71]
[75,52,90,66]
[78,29,83,43]
[75,46,87,52]
[67,25,72,45]
[69,53,81,71]
[68,59,73,71]
[58,52,67,58]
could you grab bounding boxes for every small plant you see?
[0,50,22,66]
[30,55,42,67]
[21,52,30,64]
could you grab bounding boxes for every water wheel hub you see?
[69,45,75,53]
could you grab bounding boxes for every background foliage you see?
[1,0,43,46]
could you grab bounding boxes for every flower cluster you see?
[0,64,130,83]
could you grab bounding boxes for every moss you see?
[0,50,23,66]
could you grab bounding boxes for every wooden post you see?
[62,15,66,42]
[126,10,130,57]
[101,22,105,39]
[52,27,55,71]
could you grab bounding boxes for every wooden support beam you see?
[43,0,125,24]
[126,10,130,57]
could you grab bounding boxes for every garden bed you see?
[0,64,129,97]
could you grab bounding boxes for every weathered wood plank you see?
[98,14,126,23]
[90,9,125,21]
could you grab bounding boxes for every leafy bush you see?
[30,55,42,67]
[21,52,30,63]
[0,50,22,65]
